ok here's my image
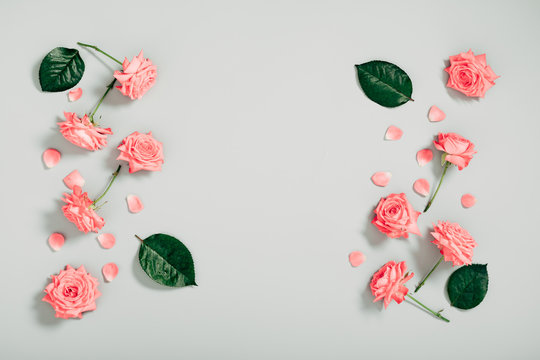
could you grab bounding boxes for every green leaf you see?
[39,47,85,92]
[355,60,413,108]
[138,233,197,287]
[447,264,488,310]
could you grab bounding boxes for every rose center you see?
[63,286,79,297]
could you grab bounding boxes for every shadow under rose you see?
[359,279,382,313]
[131,252,176,291]
[34,278,64,327]
[361,206,386,246]
[43,199,88,246]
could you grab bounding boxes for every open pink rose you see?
[114,50,157,100]
[445,49,499,97]
[117,131,164,173]
[434,132,476,170]
[42,265,101,319]
[431,221,477,266]
[62,185,105,233]
[372,193,421,239]
[58,112,113,151]
[371,261,414,309]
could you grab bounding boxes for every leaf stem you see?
[135,235,144,241]
[92,165,122,206]
[406,294,450,322]
[424,161,450,212]
[89,78,117,124]
[77,42,123,66]
[414,255,444,293]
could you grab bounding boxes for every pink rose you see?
[371,261,414,309]
[434,132,477,170]
[117,131,164,173]
[445,49,499,97]
[62,185,105,233]
[114,50,157,100]
[431,221,477,266]
[58,112,113,151]
[42,265,101,319]
[372,193,421,239]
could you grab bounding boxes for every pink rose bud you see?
[433,132,477,170]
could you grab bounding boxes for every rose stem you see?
[414,255,444,293]
[93,165,122,206]
[423,161,450,212]
[135,235,144,241]
[77,42,123,66]
[88,78,117,124]
[406,293,450,323]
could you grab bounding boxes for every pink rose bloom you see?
[445,49,499,97]
[62,185,105,233]
[371,261,414,309]
[434,132,477,170]
[42,265,101,319]
[372,193,421,239]
[114,50,157,100]
[431,221,477,266]
[58,112,113,151]
[117,131,164,173]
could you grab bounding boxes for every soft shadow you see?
[360,279,382,312]
[43,199,86,243]
[131,252,176,291]
[361,206,386,246]
[34,278,64,326]
[32,58,42,91]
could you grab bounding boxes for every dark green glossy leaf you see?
[138,233,196,287]
[39,47,85,92]
[447,264,488,310]
[355,60,413,108]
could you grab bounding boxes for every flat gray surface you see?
[1,0,539,359]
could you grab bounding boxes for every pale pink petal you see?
[97,233,116,249]
[63,170,85,189]
[416,149,433,166]
[461,194,477,208]
[68,88,83,102]
[371,172,392,187]
[102,263,119,282]
[48,233,65,251]
[127,194,144,213]
[43,149,61,168]
[428,105,446,122]
[413,178,430,197]
[348,251,365,267]
[384,125,403,141]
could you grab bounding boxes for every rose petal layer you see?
[97,233,116,249]
[126,194,144,213]
[102,263,119,282]
[68,88,83,102]
[43,149,61,168]
[48,233,65,251]
[371,172,392,187]
[416,149,433,167]
[413,178,430,197]
[63,170,85,189]
[428,105,446,122]
[349,251,366,267]
[384,126,403,141]
[461,194,477,208]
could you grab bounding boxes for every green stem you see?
[77,42,123,66]
[406,294,450,323]
[414,255,444,293]
[424,161,450,212]
[92,165,122,206]
[89,78,117,124]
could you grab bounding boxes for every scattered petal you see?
[384,125,403,141]
[371,172,392,187]
[349,251,366,267]
[126,194,144,213]
[416,149,433,166]
[63,170,85,189]
[43,149,61,168]
[413,178,430,197]
[97,233,116,249]
[461,194,477,208]
[102,263,119,282]
[48,233,65,251]
[428,105,446,122]
[68,88,83,102]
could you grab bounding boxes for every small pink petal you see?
[348,251,366,267]
[48,233,65,251]
[102,262,119,282]
[97,233,116,249]
[63,170,85,189]
[428,105,446,122]
[461,194,477,208]
[371,172,392,187]
[43,149,61,168]
[127,194,144,213]
[413,178,430,197]
[68,88,83,102]
[416,149,433,167]
[384,125,403,140]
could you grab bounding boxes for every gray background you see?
[1,0,539,359]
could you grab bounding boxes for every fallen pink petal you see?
[461,194,477,208]
[68,88,83,102]
[43,148,61,168]
[48,233,65,251]
[371,172,392,187]
[97,233,116,249]
[102,263,119,282]
[428,105,446,122]
[63,170,85,189]
[416,149,433,167]
[413,178,430,197]
[384,125,403,141]
[127,194,144,213]
[348,251,365,267]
